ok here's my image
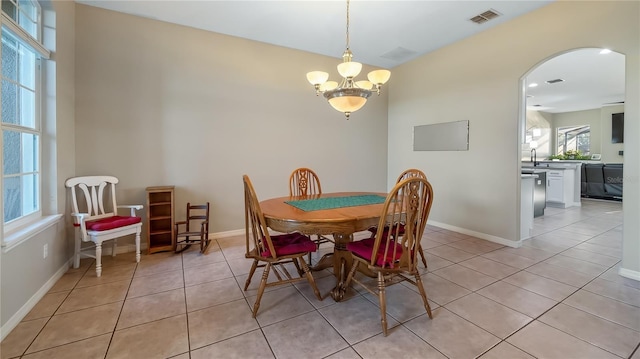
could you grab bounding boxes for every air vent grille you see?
[546,79,565,84]
[470,9,501,24]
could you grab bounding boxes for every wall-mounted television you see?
[612,112,624,143]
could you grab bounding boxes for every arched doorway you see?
[518,48,625,240]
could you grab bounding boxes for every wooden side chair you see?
[65,176,143,277]
[289,167,334,262]
[289,167,322,196]
[341,176,434,336]
[243,175,322,317]
[174,202,210,253]
[368,168,429,268]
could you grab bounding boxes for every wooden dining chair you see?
[368,168,429,268]
[289,167,333,262]
[289,167,322,196]
[341,176,434,336]
[243,175,322,317]
[65,176,143,277]
[174,202,210,253]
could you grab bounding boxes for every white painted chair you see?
[65,176,143,277]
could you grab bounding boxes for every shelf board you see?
[150,216,172,221]
[149,202,172,206]
[149,230,172,235]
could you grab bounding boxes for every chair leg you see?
[415,271,433,319]
[200,235,211,254]
[252,263,271,318]
[244,259,258,291]
[292,257,303,277]
[335,259,359,302]
[95,242,103,277]
[112,239,117,258]
[378,271,388,336]
[300,257,322,301]
[135,230,141,263]
[74,232,81,269]
[418,244,428,268]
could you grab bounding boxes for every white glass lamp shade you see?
[337,61,362,78]
[355,80,374,90]
[319,81,338,91]
[367,69,391,85]
[328,96,368,113]
[306,71,329,85]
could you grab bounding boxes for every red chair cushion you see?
[261,233,317,257]
[86,216,142,231]
[347,237,404,268]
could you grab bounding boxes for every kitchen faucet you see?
[531,148,538,166]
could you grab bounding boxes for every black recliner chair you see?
[603,164,623,198]
[584,164,606,198]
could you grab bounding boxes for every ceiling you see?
[76,0,625,114]
[525,48,625,114]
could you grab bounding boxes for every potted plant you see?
[548,150,591,160]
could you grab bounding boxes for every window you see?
[557,125,590,156]
[1,0,40,40]
[2,0,45,235]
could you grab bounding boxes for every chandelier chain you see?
[345,0,350,50]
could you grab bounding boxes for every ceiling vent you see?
[469,9,501,24]
[546,79,565,84]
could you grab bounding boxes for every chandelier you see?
[306,0,390,120]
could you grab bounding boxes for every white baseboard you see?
[1,261,70,341]
[618,267,640,282]
[428,220,522,248]
[209,229,244,239]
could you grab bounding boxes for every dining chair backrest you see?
[243,175,276,259]
[371,177,433,272]
[396,168,427,183]
[66,175,120,224]
[289,168,322,196]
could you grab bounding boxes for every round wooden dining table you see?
[259,192,387,300]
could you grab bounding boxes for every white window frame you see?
[1,1,54,251]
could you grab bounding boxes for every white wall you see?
[73,5,389,243]
[524,110,552,160]
[388,0,640,275]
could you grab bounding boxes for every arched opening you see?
[518,48,625,241]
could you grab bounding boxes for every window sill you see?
[2,214,63,253]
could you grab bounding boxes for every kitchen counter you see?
[522,161,581,208]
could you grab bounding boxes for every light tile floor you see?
[2,199,639,359]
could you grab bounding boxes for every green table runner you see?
[286,195,386,212]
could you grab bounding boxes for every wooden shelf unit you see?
[146,186,175,254]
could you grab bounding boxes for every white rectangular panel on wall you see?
[413,120,469,151]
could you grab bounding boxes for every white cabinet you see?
[547,171,564,203]
[545,169,577,208]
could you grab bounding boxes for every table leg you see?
[329,233,353,301]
